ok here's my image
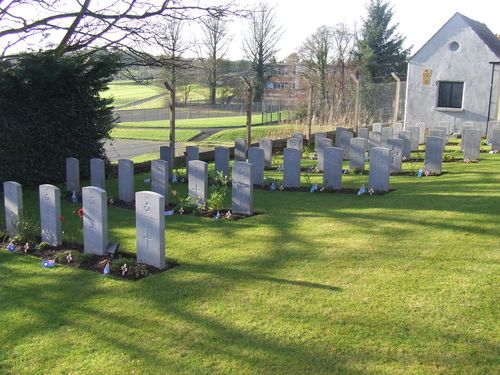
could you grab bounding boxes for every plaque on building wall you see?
[422,69,432,85]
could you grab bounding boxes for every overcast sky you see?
[223,0,500,60]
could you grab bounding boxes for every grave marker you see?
[287,137,302,150]
[368,147,391,192]
[323,147,343,190]
[65,157,80,193]
[215,147,230,177]
[4,181,23,237]
[82,186,108,255]
[316,137,333,171]
[340,131,354,160]
[188,160,208,205]
[90,158,105,190]
[387,138,403,173]
[39,184,62,246]
[118,159,134,202]
[463,129,481,161]
[424,136,445,174]
[407,127,420,151]
[248,147,265,185]
[151,160,169,200]
[335,127,347,147]
[232,161,253,215]
[398,130,412,160]
[283,148,301,188]
[185,146,199,176]
[135,191,165,269]
[349,138,366,170]
[259,138,273,167]
[234,138,247,161]
[372,122,382,133]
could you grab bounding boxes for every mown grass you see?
[110,128,200,142]
[201,124,302,145]
[0,142,499,374]
[116,112,287,129]
[103,81,165,108]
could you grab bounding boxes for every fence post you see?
[241,77,252,151]
[307,83,314,141]
[391,72,401,125]
[350,74,360,134]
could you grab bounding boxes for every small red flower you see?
[77,208,84,220]
[59,215,64,221]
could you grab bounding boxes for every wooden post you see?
[307,83,314,141]
[391,72,401,125]
[241,77,252,151]
[164,80,175,176]
[350,74,360,134]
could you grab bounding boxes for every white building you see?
[404,12,500,134]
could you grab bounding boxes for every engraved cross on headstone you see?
[143,229,152,250]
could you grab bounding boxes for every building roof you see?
[460,13,500,59]
[410,12,500,61]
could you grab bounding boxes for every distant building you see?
[404,12,500,134]
[263,55,307,107]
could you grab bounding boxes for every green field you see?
[1,142,499,374]
[117,113,287,129]
[110,128,200,142]
[103,81,165,108]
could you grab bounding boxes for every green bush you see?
[0,51,120,186]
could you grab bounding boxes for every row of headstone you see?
[490,123,500,151]
[66,157,106,193]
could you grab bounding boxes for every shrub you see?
[0,51,120,186]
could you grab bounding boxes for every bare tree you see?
[197,14,231,105]
[242,2,282,102]
[0,0,237,58]
[298,26,334,103]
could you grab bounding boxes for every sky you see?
[223,0,500,60]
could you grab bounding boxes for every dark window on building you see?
[437,81,464,108]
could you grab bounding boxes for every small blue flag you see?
[7,242,16,252]
[71,191,78,204]
[42,260,56,268]
[270,182,276,191]
[103,262,110,275]
[171,175,178,184]
[310,183,318,193]
[417,168,423,177]
[214,211,221,220]
[357,184,366,196]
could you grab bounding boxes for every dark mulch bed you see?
[255,185,394,195]
[2,241,178,280]
[391,171,449,176]
[178,208,262,220]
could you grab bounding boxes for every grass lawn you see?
[201,124,302,145]
[103,81,165,108]
[110,128,200,142]
[0,143,499,374]
[116,112,289,129]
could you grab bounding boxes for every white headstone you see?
[39,184,62,246]
[3,181,23,237]
[82,186,108,255]
[118,159,134,202]
[65,157,80,193]
[188,160,208,205]
[90,158,105,190]
[151,159,169,201]
[135,191,165,269]
[232,161,253,215]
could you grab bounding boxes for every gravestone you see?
[436,126,449,143]
[185,146,199,176]
[387,138,403,173]
[335,127,347,147]
[323,147,343,190]
[369,131,382,149]
[463,129,481,161]
[3,181,23,237]
[340,131,354,160]
[234,138,247,161]
[292,133,304,149]
[491,123,500,151]
[358,127,369,140]
[381,127,394,148]
[372,122,382,133]
[39,184,62,246]
[232,161,253,215]
[259,138,273,167]
[151,160,169,200]
[393,122,403,136]
[349,138,366,170]
[407,127,420,151]
[82,186,108,256]
[283,148,301,188]
[287,137,302,150]
[438,121,451,134]
[316,137,333,171]
[188,160,208,205]
[424,136,445,174]
[461,124,475,151]
[135,191,165,269]
[398,130,412,160]
[118,159,134,202]
[429,129,446,141]
[487,121,500,144]
[415,122,426,144]
[65,157,80,193]
[90,158,105,190]
[215,147,230,177]
[368,147,391,192]
[314,132,327,148]
[159,146,173,177]
[248,147,265,185]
